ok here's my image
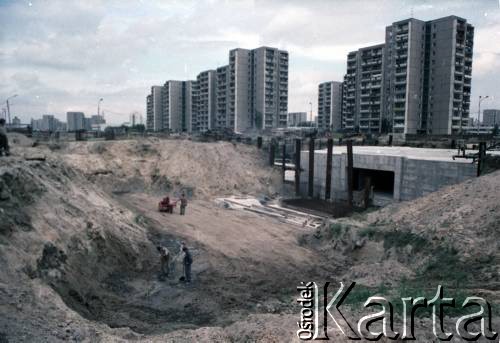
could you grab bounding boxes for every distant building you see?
[146,86,163,131]
[31,115,66,132]
[288,112,307,127]
[66,112,85,132]
[318,81,343,131]
[184,80,198,132]
[146,45,289,133]
[342,44,385,134]
[229,47,289,132]
[12,116,21,127]
[216,65,230,130]
[147,82,198,132]
[342,15,474,135]
[196,70,217,132]
[162,80,184,132]
[483,109,500,126]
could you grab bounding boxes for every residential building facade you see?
[342,15,474,136]
[216,65,230,130]
[146,86,163,131]
[66,112,85,132]
[317,81,343,131]
[228,46,288,132]
[288,112,307,127]
[146,45,289,133]
[196,70,216,132]
[483,109,500,126]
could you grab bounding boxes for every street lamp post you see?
[477,95,489,135]
[97,98,104,118]
[309,101,313,123]
[5,94,18,125]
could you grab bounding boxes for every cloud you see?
[0,0,499,123]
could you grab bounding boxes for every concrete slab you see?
[311,146,491,163]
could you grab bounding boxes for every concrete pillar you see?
[282,142,286,182]
[308,137,315,197]
[269,139,275,166]
[295,139,301,196]
[346,140,353,208]
[325,138,333,200]
[393,156,404,201]
[477,142,487,176]
[257,136,262,149]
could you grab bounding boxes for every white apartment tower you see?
[228,46,288,132]
[318,81,343,131]
[196,70,216,132]
[342,15,474,135]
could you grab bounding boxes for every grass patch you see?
[359,226,429,252]
[344,281,487,319]
[329,223,344,238]
[359,226,468,285]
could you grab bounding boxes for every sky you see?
[1,0,500,125]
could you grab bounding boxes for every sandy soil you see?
[1,137,499,342]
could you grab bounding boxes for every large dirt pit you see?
[2,137,500,342]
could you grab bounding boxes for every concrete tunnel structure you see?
[298,146,478,206]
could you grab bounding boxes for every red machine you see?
[158,197,177,213]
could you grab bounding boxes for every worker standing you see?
[182,246,193,283]
[0,118,10,157]
[157,246,170,281]
[180,192,188,215]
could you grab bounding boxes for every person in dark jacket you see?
[179,192,188,215]
[182,246,193,283]
[157,246,170,280]
[0,118,10,157]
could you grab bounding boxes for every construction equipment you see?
[158,198,177,213]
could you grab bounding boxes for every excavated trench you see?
[1,144,331,337]
[34,223,223,334]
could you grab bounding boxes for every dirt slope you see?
[0,140,332,342]
[60,138,282,198]
[2,138,499,342]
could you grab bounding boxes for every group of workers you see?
[0,118,10,157]
[159,192,188,215]
[157,242,193,283]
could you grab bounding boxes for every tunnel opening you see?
[353,168,395,196]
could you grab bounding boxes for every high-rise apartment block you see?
[196,70,216,132]
[288,112,307,127]
[341,15,474,135]
[146,86,163,131]
[342,44,385,133]
[147,46,289,133]
[317,81,343,131]
[228,47,289,132]
[483,109,500,126]
[146,82,198,132]
[66,112,86,132]
[216,65,231,129]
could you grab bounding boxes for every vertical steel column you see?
[325,138,333,200]
[363,176,372,209]
[477,142,487,177]
[347,140,354,208]
[295,139,301,196]
[257,136,262,149]
[269,139,275,166]
[308,137,315,197]
[282,142,286,181]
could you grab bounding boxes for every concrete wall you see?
[300,150,476,203]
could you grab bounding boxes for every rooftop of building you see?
[313,145,499,163]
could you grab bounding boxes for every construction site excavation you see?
[1,132,500,342]
[2,3,500,342]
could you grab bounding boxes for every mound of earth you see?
[60,138,282,198]
[304,170,500,312]
[0,142,332,342]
